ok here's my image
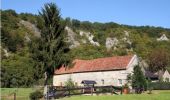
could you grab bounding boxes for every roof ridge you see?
[55,54,135,75]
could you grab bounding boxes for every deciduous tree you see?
[148,48,170,72]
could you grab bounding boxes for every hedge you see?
[149,82,170,90]
[29,90,43,100]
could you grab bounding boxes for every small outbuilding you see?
[81,80,97,87]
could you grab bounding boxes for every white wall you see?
[53,55,138,87]
[162,70,170,82]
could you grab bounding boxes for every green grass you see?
[61,90,170,100]
[1,89,170,100]
[1,88,34,100]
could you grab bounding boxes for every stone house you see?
[145,70,170,82]
[162,70,170,82]
[53,55,138,87]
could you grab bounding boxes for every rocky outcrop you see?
[24,33,31,42]
[105,37,119,50]
[65,26,80,48]
[122,37,132,45]
[79,31,100,46]
[20,20,41,37]
[157,34,169,41]
[124,31,129,37]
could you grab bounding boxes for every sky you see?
[1,0,170,28]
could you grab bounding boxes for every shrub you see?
[98,88,112,93]
[123,84,129,89]
[149,82,170,90]
[29,90,43,100]
[65,78,76,89]
[65,78,79,94]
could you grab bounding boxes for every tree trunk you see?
[44,72,48,98]
[44,71,48,86]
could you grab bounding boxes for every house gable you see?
[162,70,170,82]
[126,55,138,73]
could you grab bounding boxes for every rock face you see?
[122,37,132,45]
[24,33,31,42]
[157,34,169,41]
[65,26,80,48]
[79,31,100,46]
[20,20,41,37]
[124,31,129,37]
[3,49,10,57]
[105,37,119,50]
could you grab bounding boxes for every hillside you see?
[1,9,170,87]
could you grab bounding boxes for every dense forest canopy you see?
[1,9,170,87]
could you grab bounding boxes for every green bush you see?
[29,90,43,100]
[149,82,170,90]
[65,78,79,94]
[98,88,112,93]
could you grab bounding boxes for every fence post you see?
[14,92,16,100]
[68,87,70,97]
[111,86,113,95]
[121,87,123,95]
[91,87,93,95]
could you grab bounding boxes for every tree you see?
[148,48,170,72]
[65,17,71,27]
[132,65,147,94]
[30,3,69,85]
[1,48,35,87]
[72,19,80,29]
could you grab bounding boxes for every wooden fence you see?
[50,85,122,99]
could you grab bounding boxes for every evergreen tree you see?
[132,65,147,94]
[30,3,69,85]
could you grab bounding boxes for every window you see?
[118,79,122,85]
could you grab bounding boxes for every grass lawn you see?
[1,88,34,100]
[61,90,170,100]
[1,89,170,100]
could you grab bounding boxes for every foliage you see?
[69,44,111,60]
[98,88,113,93]
[19,13,44,30]
[19,13,37,23]
[123,84,129,88]
[65,78,78,94]
[1,48,35,87]
[132,65,147,93]
[29,3,70,85]
[29,90,43,100]
[149,82,170,90]
[65,78,76,89]
[1,6,170,88]
[1,10,23,52]
[147,48,170,72]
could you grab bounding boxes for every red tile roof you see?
[54,55,134,75]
